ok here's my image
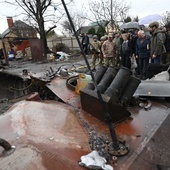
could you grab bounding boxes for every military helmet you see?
[100,36,106,41]
[114,31,120,35]
[93,35,98,39]
[149,21,159,28]
[108,33,113,38]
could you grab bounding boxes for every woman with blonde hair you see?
[136,30,150,80]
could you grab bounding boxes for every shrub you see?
[53,43,70,53]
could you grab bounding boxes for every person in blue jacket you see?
[136,30,150,80]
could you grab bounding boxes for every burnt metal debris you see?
[80,66,141,123]
[61,0,126,155]
[0,138,15,157]
[135,80,170,97]
[0,66,170,169]
[0,1,169,168]
[79,66,140,156]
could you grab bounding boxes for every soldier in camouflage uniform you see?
[98,36,107,65]
[90,35,101,70]
[101,33,117,67]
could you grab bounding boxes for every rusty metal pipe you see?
[105,67,132,99]
[86,65,107,90]
[120,76,141,105]
[0,138,12,151]
[97,66,118,93]
[94,65,107,84]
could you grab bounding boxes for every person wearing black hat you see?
[149,21,166,64]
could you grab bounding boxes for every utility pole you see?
[110,0,114,32]
[2,39,9,66]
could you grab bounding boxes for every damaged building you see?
[0,17,46,63]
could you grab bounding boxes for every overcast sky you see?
[0,0,169,34]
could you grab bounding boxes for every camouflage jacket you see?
[90,40,101,53]
[101,40,116,58]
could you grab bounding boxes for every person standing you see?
[149,21,166,64]
[113,31,122,66]
[136,30,150,80]
[163,22,170,64]
[120,33,132,69]
[128,29,138,57]
[98,36,107,65]
[90,35,101,70]
[128,29,139,74]
[81,33,89,55]
[101,33,117,67]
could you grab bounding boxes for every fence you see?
[47,36,94,51]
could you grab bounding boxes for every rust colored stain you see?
[47,77,110,134]
[0,100,90,170]
[0,76,169,170]
[113,105,169,170]
[46,77,80,107]
[47,76,170,170]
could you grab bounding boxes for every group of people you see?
[81,21,170,80]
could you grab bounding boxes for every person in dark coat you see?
[149,21,166,64]
[128,29,139,74]
[163,22,170,64]
[120,33,132,69]
[81,33,89,55]
[136,30,150,80]
[113,31,122,66]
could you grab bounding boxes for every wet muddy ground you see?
[0,99,13,115]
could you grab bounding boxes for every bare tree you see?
[62,19,73,35]
[61,11,88,36]
[161,11,170,25]
[87,0,131,31]
[133,16,139,22]
[4,0,73,57]
[124,16,132,23]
